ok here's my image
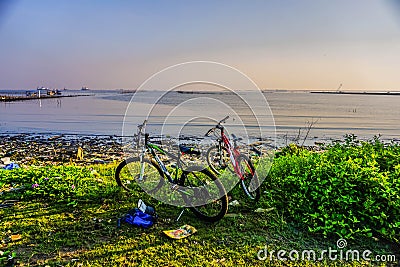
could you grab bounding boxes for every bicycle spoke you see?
[181,169,228,222]
[206,145,232,174]
[115,157,164,193]
[238,154,260,201]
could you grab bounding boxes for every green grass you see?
[1,139,399,266]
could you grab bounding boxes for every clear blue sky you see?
[1,0,400,90]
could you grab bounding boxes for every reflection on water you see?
[1,90,399,146]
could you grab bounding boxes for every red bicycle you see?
[205,116,261,201]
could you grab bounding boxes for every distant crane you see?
[336,83,343,92]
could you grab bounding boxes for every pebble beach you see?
[0,134,125,166]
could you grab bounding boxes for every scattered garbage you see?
[0,200,18,209]
[228,200,240,207]
[0,187,25,196]
[10,235,21,242]
[3,163,19,170]
[90,168,100,178]
[1,157,11,165]
[254,207,275,213]
[93,159,105,164]
[1,157,19,170]
[138,199,156,216]
[164,224,197,239]
[76,147,84,160]
[0,250,16,267]
[0,134,125,166]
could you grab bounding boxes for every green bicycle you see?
[115,120,228,222]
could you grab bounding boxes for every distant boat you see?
[47,89,61,96]
[26,90,38,97]
[81,87,89,91]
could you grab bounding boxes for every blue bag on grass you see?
[119,208,157,229]
[117,199,157,229]
[124,209,154,228]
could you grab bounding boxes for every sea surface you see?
[0,89,399,147]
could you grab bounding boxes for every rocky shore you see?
[0,132,355,167]
[0,134,125,166]
[0,133,209,166]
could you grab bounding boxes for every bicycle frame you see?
[208,117,254,181]
[140,135,180,185]
[134,121,189,193]
[219,128,248,180]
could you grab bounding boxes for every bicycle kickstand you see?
[175,208,185,222]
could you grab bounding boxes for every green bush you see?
[263,136,400,242]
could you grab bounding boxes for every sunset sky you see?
[1,0,400,90]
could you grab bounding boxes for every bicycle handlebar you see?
[205,116,230,136]
[137,120,147,131]
[134,120,148,148]
[219,116,229,125]
[205,128,215,137]
[136,120,147,137]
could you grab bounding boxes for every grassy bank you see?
[1,137,399,266]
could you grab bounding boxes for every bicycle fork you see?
[138,154,146,181]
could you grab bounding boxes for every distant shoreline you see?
[174,90,400,96]
[310,91,400,96]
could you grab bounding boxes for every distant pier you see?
[0,94,90,102]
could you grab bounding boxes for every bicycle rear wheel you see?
[115,157,164,194]
[180,168,228,222]
[237,154,261,202]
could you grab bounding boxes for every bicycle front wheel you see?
[115,157,164,194]
[237,154,261,202]
[181,168,228,223]
[206,145,232,175]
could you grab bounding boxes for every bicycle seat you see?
[179,144,201,156]
[231,134,243,142]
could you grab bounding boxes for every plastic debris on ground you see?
[254,207,275,213]
[76,147,84,160]
[138,199,156,215]
[228,200,240,206]
[10,235,21,242]
[163,225,197,239]
[0,200,18,209]
[3,163,19,170]
[0,157,19,170]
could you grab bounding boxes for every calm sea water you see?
[0,90,399,146]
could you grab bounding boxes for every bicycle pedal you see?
[170,184,179,191]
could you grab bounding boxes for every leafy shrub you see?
[262,137,400,242]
